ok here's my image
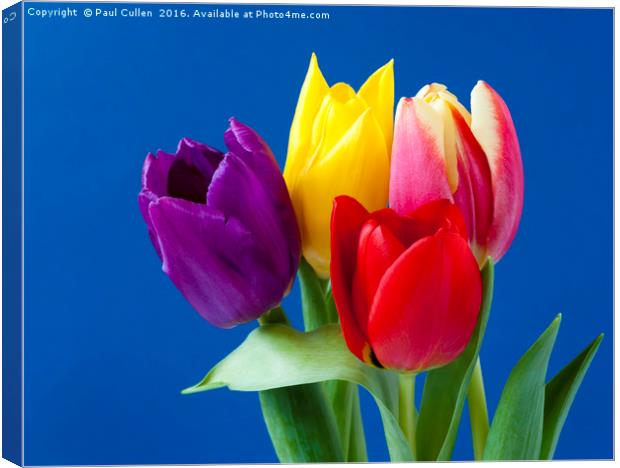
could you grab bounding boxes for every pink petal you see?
[450,106,494,261]
[471,81,524,261]
[389,97,453,216]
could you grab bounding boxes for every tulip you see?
[330,195,482,372]
[284,53,394,278]
[138,118,300,328]
[390,82,523,262]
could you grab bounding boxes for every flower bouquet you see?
[138,55,602,462]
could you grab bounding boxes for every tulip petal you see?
[138,193,162,259]
[224,117,274,160]
[366,200,467,251]
[298,108,390,277]
[367,230,482,372]
[416,83,472,126]
[390,97,453,216]
[450,106,494,260]
[149,198,282,328]
[310,84,369,165]
[352,219,407,338]
[143,140,224,203]
[416,83,473,192]
[471,81,524,261]
[141,151,175,199]
[139,142,224,258]
[330,196,373,363]
[284,53,330,189]
[427,99,459,192]
[209,121,300,283]
[175,138,224,189]
[405,199,469,240]
[138,153,170,255]
[358,59,395,153]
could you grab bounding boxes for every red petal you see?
[450,106,494,259]
[368,200,466,248]
[367,230,482,372]
[406,199,468,240]
[352,220,407,337]
[330,196,372,363]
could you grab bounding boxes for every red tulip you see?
[330,195,482,372]
[390,82,523,262]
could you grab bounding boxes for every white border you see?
[0,1,615,468]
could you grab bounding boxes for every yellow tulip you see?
[284,54,394,278]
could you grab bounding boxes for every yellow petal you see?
[297,109,390,277]
[417,82,472,126]
[470,80,503,173]
[309,83,367,164]
[358,59,394,153]
[415,82,447,98]
[427,98,459,192]
[416,83,476,193]
[438,90,472,125]
[284,53,329,189]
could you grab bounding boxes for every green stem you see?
[298,257,368,462]
[299,257,330,331]
[468,357,489,460]
[399,373,417,456]
[324,281,339,323]
[257,306,344,462]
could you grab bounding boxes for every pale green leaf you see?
[183,323,413,461]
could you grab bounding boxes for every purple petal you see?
[138,191,162,259]
[139,141,225,256]
[175,138,224,188]
[139,153,171,258]
[224,117,274,160]
[142,140,224,202]
[141,152,175,198]
[138,122,300,328]
[208,119,300,285]
[166,158,209,204]
[148,197,287,328]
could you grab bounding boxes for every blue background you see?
[22,3,612,464]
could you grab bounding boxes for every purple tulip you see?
[138,118,301,328]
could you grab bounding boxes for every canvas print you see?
[2,1,613,465]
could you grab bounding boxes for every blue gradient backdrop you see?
[23,3,612,464]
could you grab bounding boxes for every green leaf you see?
[540,334,603,459]
[298,257,368,461]
[183,323,414,461]
[325,380,368,461]
[256,307,344,462]
[483,315,562,460]
[347,386,368,460]
[416,260,495,461]
[258,384,344,462]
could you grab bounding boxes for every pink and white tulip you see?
[390,81,523,262]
